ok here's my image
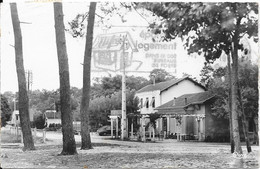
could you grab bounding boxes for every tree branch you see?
[80,12,89,25]
[131,3,152,25]
[20,21,32,24]
[95,13,104,19]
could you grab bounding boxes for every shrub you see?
[46,123,61,131]
[34,114,46,129]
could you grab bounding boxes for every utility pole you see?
[121,35,127,140]
[13,97,16,111]
[227,52,234,153]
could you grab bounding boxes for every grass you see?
[1,130,259,168]
[1,129,50,144]
[1,130,21,143]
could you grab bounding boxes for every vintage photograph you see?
[1,1,259,168]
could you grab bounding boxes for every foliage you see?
[67,2,133,38]
[209,78,229,119]
[202,60,258,119]
[91,75,149,98]
[1,95,12,127]
[2,73,150,130]
[101,75,122,96]
[2,91,17,111]
[126,76,150,91]
[89,95,112,127]
[89,88,139,128]
[2,68,170,129]
[29,89,59,113]
[88,73,154,127]
[149,68,176,83]
[46,123,62,131]
[138,2,258,60]
[238,61,258,119]
[33,113,46,129]
[142,3,258,153]
[146,113,161,130]
[199,63,214,88]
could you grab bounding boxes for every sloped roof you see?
[155,91,214,110]
[136,76,206,94]
[45,110,60,119]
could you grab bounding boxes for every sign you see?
[91,30,178,74]
[92,32,139,72]
[111,110,122,117]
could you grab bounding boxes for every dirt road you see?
[1,130,259,168]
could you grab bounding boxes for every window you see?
[139,98,143,108]
[144,98,149,108]
[194,104,200,110]
[150,97,155,108]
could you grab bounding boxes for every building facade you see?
[135,76,207,140]
[155,91,215,141]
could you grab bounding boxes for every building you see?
[10,110,20,126]
[10,110,34,126]
[155,91,215,141]
[135,76,207,140]
[44,110,61,127]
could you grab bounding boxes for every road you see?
[36,130,108,143]
[2,128,259,168]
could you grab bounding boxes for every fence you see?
[9,126,46,143]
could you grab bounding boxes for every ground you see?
[1,127,259,168]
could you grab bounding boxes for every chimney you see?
[173,97,176,106]
[151,73,156,86]
[185,98,187,105]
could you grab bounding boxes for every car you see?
[97,125,120,136]
[73,130,80,135]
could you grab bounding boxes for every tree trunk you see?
[231,39,243,154]
[10,3,35,151]
[54,2,77,155]
[80,2,96,150]
[227,53,235,153]
[253,116,259,145]
[238,85,252,153]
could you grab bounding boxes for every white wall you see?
[136,79,205,115]
[11,110,19,125]
[136,90,161,115]
[194,105,205,115]
[161,80,205,105]
[135,79,206,135]
[169,118,176,134]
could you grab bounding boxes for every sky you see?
[1,1,258,93]
[1,2,95,93]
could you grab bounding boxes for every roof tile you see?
[136,76,205,93]
[155,91,214,110]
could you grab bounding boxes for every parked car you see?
[97,125,120,136]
